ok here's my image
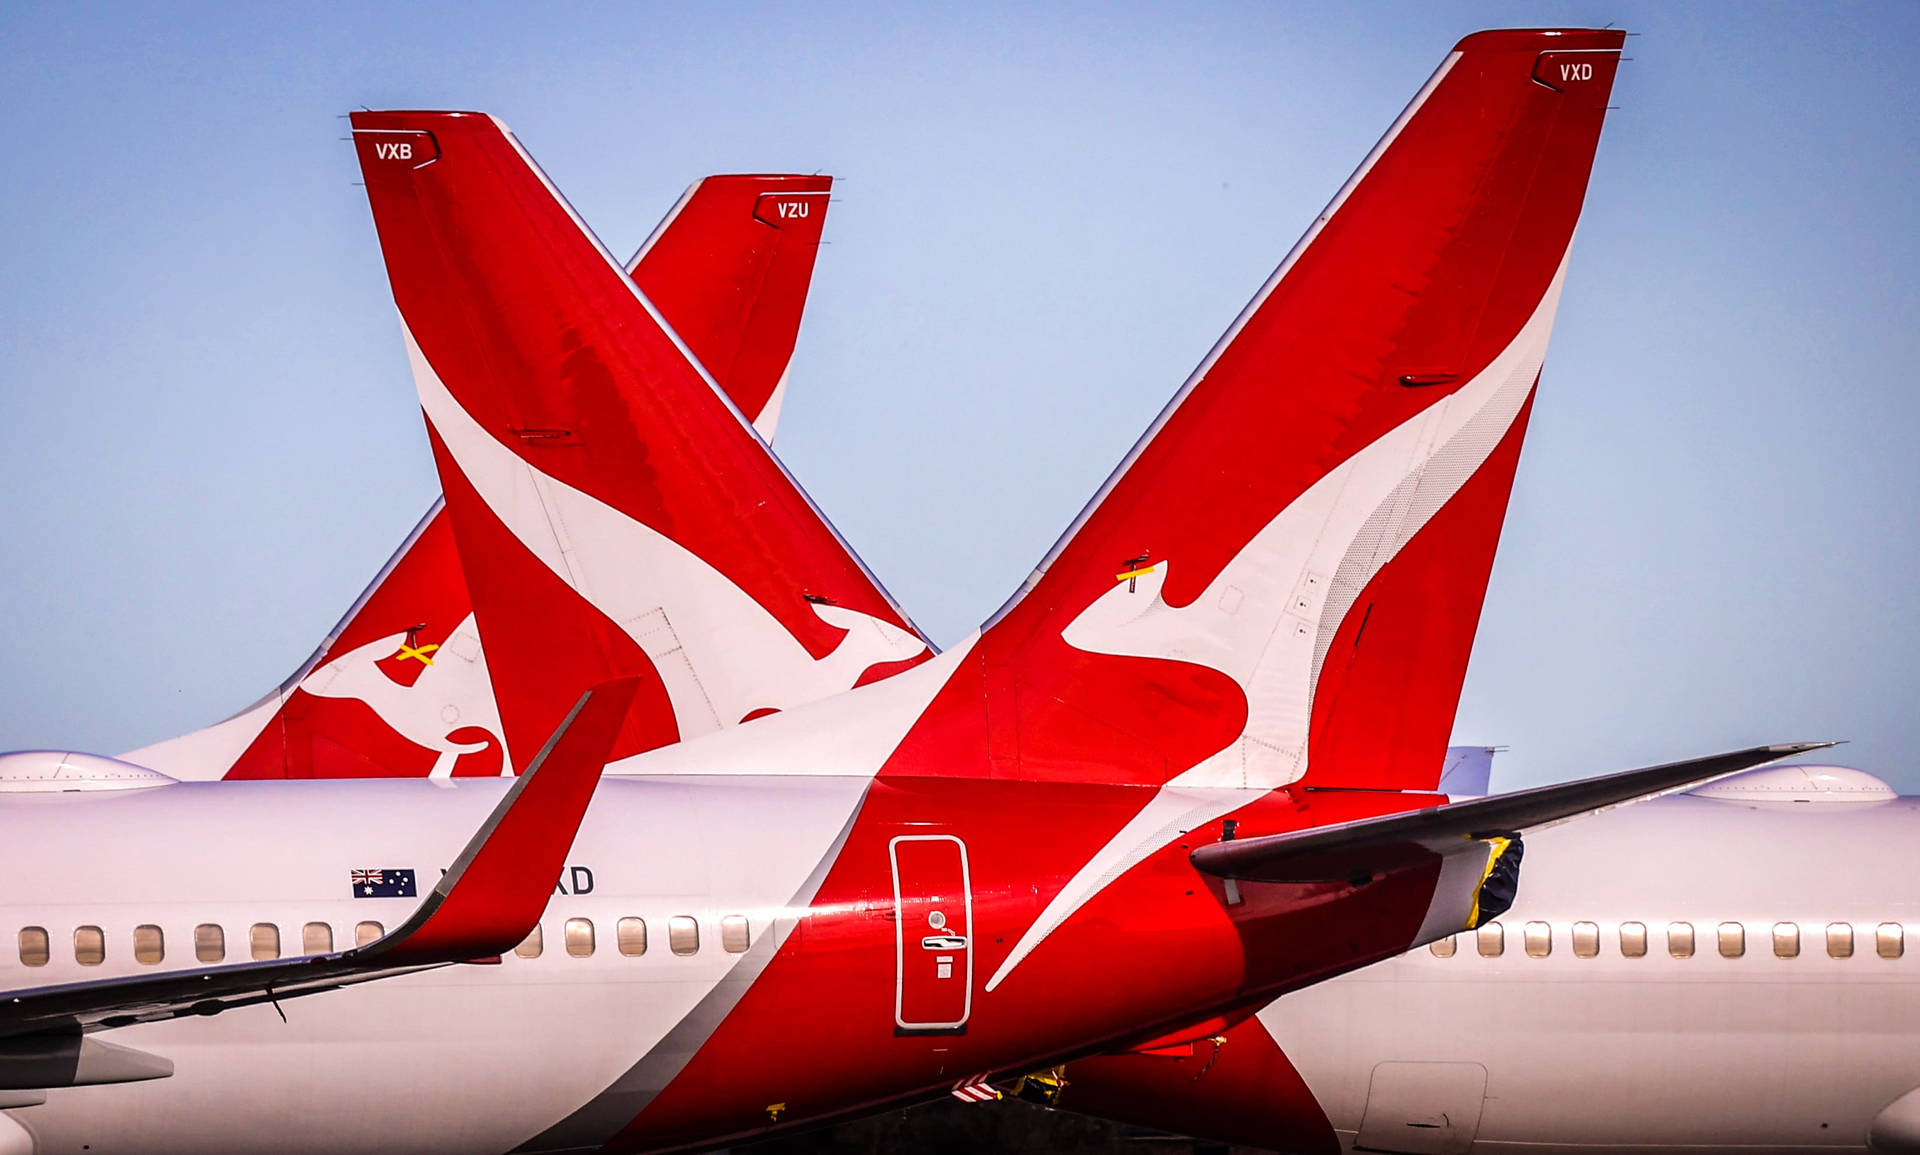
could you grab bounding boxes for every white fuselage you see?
[0,774,865,1155]
[4,775,1916,1155]
[1265,791,1920,1154]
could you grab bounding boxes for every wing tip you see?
[1765,740,1845,756]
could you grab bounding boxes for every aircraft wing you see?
[0,678,637,1041]
[1192,742,1835,884]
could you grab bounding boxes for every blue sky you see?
[2,2,1916,790]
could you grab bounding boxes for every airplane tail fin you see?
[959,29,1624,791]
[627,174,834,440]
[350,112,927,773]
[128,170,839,781]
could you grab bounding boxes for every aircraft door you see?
[889,834,973,1034]
[1355,1062,1488,1155]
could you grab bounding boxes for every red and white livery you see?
[0,28,1821,1155]
[123,170,901,782]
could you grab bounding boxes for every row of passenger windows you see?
[510,915,752,959]
[1430,920,1906,960]
[14,915,752,968]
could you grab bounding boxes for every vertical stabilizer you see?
[946,29,1623,794]
[627,174,834,440]
[130,172,854,779]
[350,112,928,771]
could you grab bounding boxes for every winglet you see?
[364,677,639,961]
[0,680,638,1039]
[1192,741,1838,883]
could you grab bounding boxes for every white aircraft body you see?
[1062,765,1920,1155]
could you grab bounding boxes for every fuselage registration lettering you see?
[431,863,594,894]
[554,865,595,895]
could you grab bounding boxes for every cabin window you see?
[1618,921,1648,958]
[73,926,105,966]
[133,924,165,965]
[303,922,333,955]
[1717,922,1744,958]
[669,916,700,956]
[354,921,383,948]
[1475,921,1503,957]
[1523,922,1552,958]
[565,918,595,958]
[1878,923,1904,959]
[195,923,226,963]
[514,924,543,959]
[17,927,49,968]
[1773,922,1800,958]
[1667,921,1695,958]
[617,918,647,957]
[1571,921,1600,958]
[721,916,751,955]
[1827,922,1854,958]
[251,923,281,961]
[1429,935,1457,958]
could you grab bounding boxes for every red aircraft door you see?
[890,834,973,1034]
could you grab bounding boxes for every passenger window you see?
[1571,921,1600,958]
[195,923,225,963]
[1428,935,1457,958]
[354,921,383,948]
[1618,921,1648,958]
[133,924,165,965]
[1523,921,1551,958]
[302,922,333,955]
[514,924,543,959]
[669,916,700,956]
[1827,922,1854,958]
[1717,922,1744,958]
[617,917,647,957]
[721,916,751,955]
[73,926,105,966]
[1475,921,1503,957]
[17,927,49,968]
[1773,922,1800,958]
[251,923,280,961]
[565,918,595,958]
[1667,921,1695,958]
[1878,923,1904,959]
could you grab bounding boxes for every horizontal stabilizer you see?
[0,679,635,1039]
[1192,742,1835,883]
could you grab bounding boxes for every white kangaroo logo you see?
[300,613,509,778]
[405,323,928,738]
[987,256,1570,992]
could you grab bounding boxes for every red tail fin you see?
[130,173,849,780]
[350,112,927,773]
[627,174,833,439]
[946,29,1624,791]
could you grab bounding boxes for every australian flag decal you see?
[350,868,417,899]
